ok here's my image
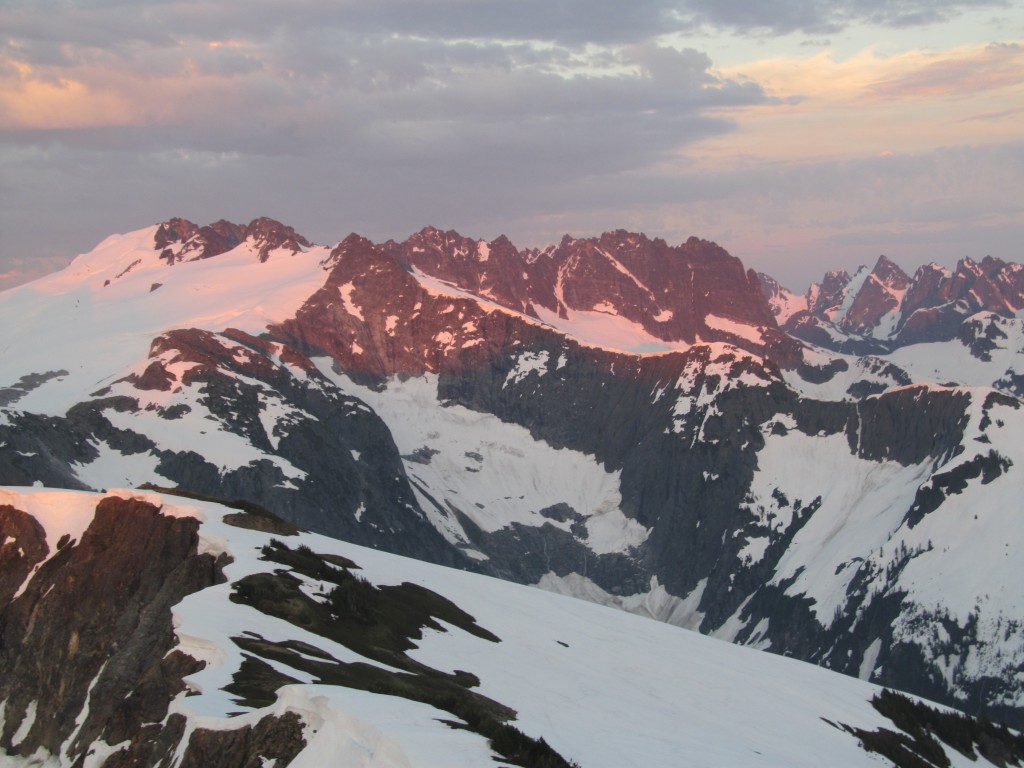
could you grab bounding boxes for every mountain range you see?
[1,217,1022,756]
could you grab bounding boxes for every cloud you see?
[0,249,73,292]
[671,0,1010,36]
[867,42,1024,99]
[695,42,1024,167]
[714,42,1024,106]
[0,7,768,171]
[1,0,1021,293]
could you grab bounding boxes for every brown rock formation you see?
[0,495,230,764]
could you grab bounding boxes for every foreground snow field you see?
[2,486,1020,768]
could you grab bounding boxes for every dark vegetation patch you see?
[957,315,1008,362]
[847,380,889,398]
[979,391,1021,431]
[0,370,69,406]
[402,446,440,464]
[223,655,302,710]
[539,504,583,524]
[252,538,501,653]
[904,450,1013,528]
[136,484,300,535]
[838,689,1024,768]
[796,355,848,384]
[156,403,191,420]
[230,539,580,768]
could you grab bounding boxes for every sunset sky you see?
[2,0,1022,291]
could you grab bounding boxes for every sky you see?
[1,0,1023,292]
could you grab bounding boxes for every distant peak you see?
[338,232,377,250]
[154,217,200,250]
[153,217,311,264]
[870,255,910,288]
[244,217,313,262]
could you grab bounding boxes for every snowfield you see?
[0,227,332,416]
[2,486,1012,768]
[309,368,644,556]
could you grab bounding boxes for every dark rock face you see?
[958,313,1011,361]
[848,386,970,465]
[418,316,1022,726]
[756,271,800,323]
[177,711,306,768]
[79,325,470,568]
[0,505,49,603]
[840,256,910,335]
[807,269,851,316]
[0,370,69,407]
[0,410,99,490]
[0,495,228,763]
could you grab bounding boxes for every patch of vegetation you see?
[402,446,440,465]
[223,654,302,709]
[231,633,577,768]
[231,540,580,768]
[260,538,354,582]
[837,689,1024,768]
[136,484,300,535]
[904,451,1013,529]
[258,538,501,651]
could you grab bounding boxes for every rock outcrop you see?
[0,493,251,765]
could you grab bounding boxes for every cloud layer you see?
[1,0,1021,290]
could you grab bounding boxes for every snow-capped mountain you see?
[764,254,1024,361]
[2,486,1022,767]
[1,218,1022,729]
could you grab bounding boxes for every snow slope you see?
[310,367,645,557]
[0,227,332,416]
[3,486,1014,768]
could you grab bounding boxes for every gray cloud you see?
[4,0,1010,60]
[673,0,1009,35]
[0,0,1020,291]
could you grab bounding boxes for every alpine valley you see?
[1,218,1023,766]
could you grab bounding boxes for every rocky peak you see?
[949,255,1024,314]
[800,249,1024,348]
[385,227,786,358]
[839,255,910,335]
[245,217,313,262]
[757,272,807,325]
[153,217,201,251]
[902,263,948,314]
[165,219,246,264]
[395,227,504,289]
[0,494,226,763]
[321,232,380,269]
[899,255,1024,329]
[546,232,778,342]
[871,255,911,290]
[807,269,852,316]
[154,217,311,265]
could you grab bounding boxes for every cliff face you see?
[0,492,307,767]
